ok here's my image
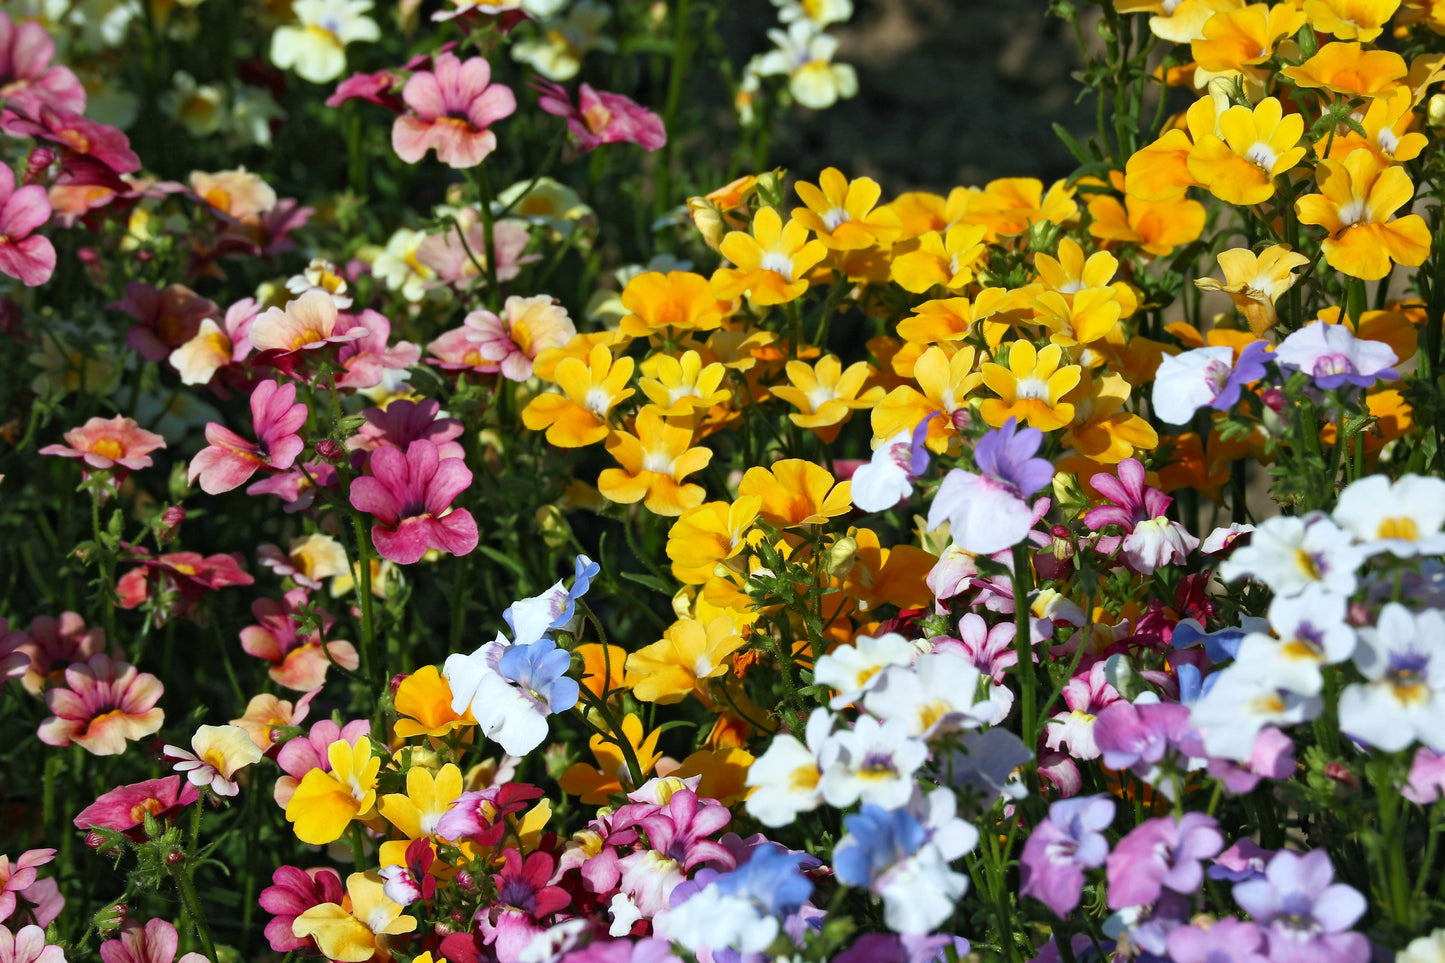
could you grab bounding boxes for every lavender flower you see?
[1105,813,1223,908]
[927,419,1052,555]
[1019,795,1115,916]
[1166,917,1270,963]
[1274,321,1397,390]
[1232,849,1369,963]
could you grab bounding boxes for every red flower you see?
[1,107,139,175]
[72,776,200,843]
[116,547,254,623]
[534,80,666,153]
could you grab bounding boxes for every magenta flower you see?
[39,415,166,477]
[1,107,140,175]
[0,163,55,287]
[0,925,64,963]
[1083,457,1171,532]
[930,612,1017,683]
[100,919,207,963]
[1105,813,1222,908]
[71,776,199,843]
[1404,747,1445,804]
[115,548,254,623]
[247,459,339,514]
[534,80,667,152]
[392,53,517,168]
[476,849,571,961]
[1092,699,1197,781]
[188,380,308,494]
[437,783,545,845]
[325,68,403,111]
[1019,795,1115,917]
[1232,849,1368,963]
[0,13,85,117]
[10,611,111,697]
[239,588,359,692]
[1206,725,1296,794]
[0,621,23,683]
[347,398,466,460]
[258,866,345,953]
[349,439,478,565]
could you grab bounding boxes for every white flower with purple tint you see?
[813,631,914,709]
[1217,512,1364,599]
[1339,602,1445,752]
[444,633,580,756]
[1152,340,1272,426]
[820,715,928,809]
[1232,849,1369,963]
[853,416,934,512]
[927,418,1052,555]
[832,804,970,935]
[1190,664,1320,761]
[1274,320,1397,390]
[1233,584,1356,697]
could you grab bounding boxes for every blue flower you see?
[713,845,815,917]
[833,804,926,887]
[497,637,579,714]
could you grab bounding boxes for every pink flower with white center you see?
[464,295,575,382]
[350,439,478,565]
[37,653,164,756]
[1044,660,1122,761]
[0,14,86,118]
[112,282,219,363]
[347,398,466,460]
[188,380,308,494]
[334,309,420,390]
[39,416,166,475]
[613,789,736,916]
[391,53,517,168]
[99,919,208,963]
[0,925,64,963]
[0,163,55,287]
[168,298,260,386]
[1121,516,1200,574]
[534,80,667,152]
[0,849,55,925]
[248,289,367,362]
[163,724,265,797]
[239,588,359,692]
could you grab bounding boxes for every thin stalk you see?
[350,509,377,685]
[1010,543,1038,748]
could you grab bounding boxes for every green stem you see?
[90,492,118,647]
[654,0,692,227]
[1010,543,1038,748]
[350,509,377,686]
[473,165,502,311]
[170,806,218,962]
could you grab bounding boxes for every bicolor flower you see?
[1274,320,1397,389]
[291,871,415,963]
[37,654,164,756]
[270,0,381,85]
[1333,474,1445,556]
[284,736,381,845]
[744,710,835,826]
[1195,245,1311,336]
[1217,512,1364,598]
[832,804,970,935]
[188,380,308,495]
[927,418,1052,555]
[0,13,85,117]
[463,296,574,383]
[820,715,929,809]
[349,440,478,565]
[393,53,517,168]
[1339,602,1445,752]
[1152,341,1271,426]
[39,416,165,479]
[1232,849,1368,963]
[444,635,579,757]
[163,724,264,797]
[1105,814,1223,909]
[852,417,932,512]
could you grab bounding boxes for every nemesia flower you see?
[72,776,199,842]
[0,850,55,926]
[979,340,1080,432]
[1232,849,1368,963]
[522,343,634,446]
[813,632,914,709]
[444,634,578,756]
[188,380,308,494]
[273,717,371,807]
[248,289,367,364]
[0,163,56,287]
[39,416,165,476]
[394,665,473,738]
[1295,150,1431,280]
[618,270,731,338]
[773,0,853,26]
[1187,97,1305,206]
[0,925,64,963]
[1232,585,1356,697]
[349,440,478,565]
[1281,42,1406,98]
[230,688,319,751]
[637,350,730,416]
[1195,245,1311,336]
[771,355,885,441]
[653,847,814,956]
[1274,320,1397,389]
[416,212,534,290]
[258,535,349,591]
[1338,602,1445,752]
[168,298,260,387]
[1019,795,1116,916]
[348,398,465,460]
[745,710,834,826]
[738,458,851,526]
[820,715,929,809]
[377,763,464,840]
[559,713,663,802]
[1190,665,1320,761]
[100,918,208,963]
[1302,0,1399,41]
[259,867,344,954]
[511,0,616,81]
[1,107,140,175]
[1166,918,1270,963]
[270,0,380,84]
[890,225,988,293]
[928,418,1052,555]
[37,654,164,756]
[627,617,745,704]
[754,20,859,110]
[164,724,265,796]
[864,652,997,737]
[284,736,381,845]
[0,14,86,118]
[1332,473,1445,556]
[852,416,932,512]
[710,206,827,306]
[291,871,415,962]
[392,53,517,168]
[111,282,219,364]
[1092,700,1200,795]
[791,167,901,251]
[1152,341,1271,426]
[1087,191,1206,257]
[464,295,575,382]
[534,80,666,152]
[286,258,351,308]
[1105,814,1223,908]
[1399,930,1445,963]
[1218,512,1364,598]
[832,803,971,935]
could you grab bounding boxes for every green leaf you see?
[620,570,675,596]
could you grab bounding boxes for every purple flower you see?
[1232,849,1368,963]
[1105,813,1223,908]
[927,419,1052,555]
[833,934,971,963]
[1166,917,1270,963]
[497,638,579,714]
[1019,795,1115,916]
[1209,839,1273,883]
[1093,700,1197,780]
[1274,321,1397,390]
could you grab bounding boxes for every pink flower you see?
[39,415,166,474]
[71,776,199,843]
[0,163,55,287]
[188,380,308,494]
[1,106,140,175]
[334,309,420,390]
[1105,813,1223,909]
[392,53,517,168]
[0,850,55,925]
[10,612,112,696]
[349,439,478,564]
[325,69,403,111]
[416,211,534,290]
[258,866,345,953]
[0,620,24,683]
[0,925,64,963]
[1404,747,1445,804]
[347,398,465,460]
[112,282,219,363]
[248,289,367,365]
[37,653,165,756]
[534,80,666,152]
[0,14,85,117]
[930,612,1017,683]
[246,459,339,513]
[476,850,571,962]
[426,326,500,375]
[168,298,259,387]
[239,588,359,692]
[115,547,254,624]
[100,919,207,963]
[464,295,575,382]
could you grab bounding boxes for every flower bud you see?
[316,438,345,463]
[1429,93,1445,129]
[454,870,475,892]
[93,902,128,936]
[156,505,186,543]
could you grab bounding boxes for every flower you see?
[559,713,663,802]
[1399,930,1445,963]
[1195,245,1311,336]
[618,271,731,338]
[0,14,85,118]
[464,295,575,382]
[273,718,371,807]
[239,589,359,691]
[284,736,381,845]
[1281,41,1406,98]
[710,206,827,306]
[890,225,988,293]
[0,926,64,963]
[1166,918,1270,963]
[1295,150,1431,280]
[188,380,308,494]
[521,343,635,447]
[745,710,833,826]
[1187,97,1306,206]
[852,417,932,512]
[163,724,264,797]
[1190,3,1306,76]
[113,282,219,364]
[349,440,478,565]
[416,212,534,290]
[1020,795,1116,916]
[654,847,814,955]
[1333,474,1445,556]
[39,416,165,474]
[771,355,884,441]
[37,654,164,756]
[511,0,616,81]
[1217,512,1364,598]
[2,107,140,175]
[865,652,999,736]
[259,866,344,953]
[738,459,851,527]
[534,80,666,152]
[100,918,207,963]
[249,290,367,363]
[378,763,464,839]
[1232,849,1368,963]
[1274,320,1397,389]
[0,161,55,288]
[754,20,859,109]
[259,536,349,591]
[270,0,380,84]
[627,617,745,705]
[393,665,473,738]
[1339,602,1445,752]
[1087,192,1206,257]
[1303,0,1399,40]
[1153,341,1271,426]
[1105,814,1223,908]
[0,849,55,926]
[392,53,517,168]
[597,408,712,516]
[292,871,416,962]
[444,634,579,756]
[820,715,929,809]
[979,340,1080,432]
[168,298,259,386]
[832,804,971,935]
[638,350,730,416]
[230,689,319,751]
[791,167,901,250]
[927,418,1053,555]
[72,777,199,842]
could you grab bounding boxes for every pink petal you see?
[391,115,435,164]
[437,126,498,169]
[372,519,432,565]
[466,82,516,130]
[425,456,474,514]
[451,55,495,107]
[0,235,56,287]
[349,475,401,527]
[188,446,262,494]
[401,69,446,120]
[432,510,479,557]
[0,183,53,238]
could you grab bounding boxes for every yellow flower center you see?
[91,438,126,460]
[129,796,166,822]
[1376,517,1420,541]
[789,765,820,792]
[1280,637,1323,661]
[291,328,324,350]
[1293,549,1321,580]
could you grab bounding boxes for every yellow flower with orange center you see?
[711,206,828,305]
[1317,86,1428,164]
[871,344,981,454]
[1033,288,1125,347]
[292,872,415,963]
[597,407,712,517]
[394,665,474,739]
[1087,193,1206,257]
[627,616,748,705]
[521,343,635,447]
[1063,371,1160,464]
[667,496,762,585]
[1187,97,1306,206]
[1124,94,1222,200]
[895,296,980,346]
[771,355,885,441]
[889,224,990,293]
[1282,42,1407,98]
[1295,149,1432,280]
[791,167,902,250]
[558,713,663,803]
[738,459,852,527]
[618,271,733,338]
[1190,3,1306,77]
[638,350,731,417]
[1302,0,1401,42]
[1194,244,1311,336]
[285,736,382,845]
[533,331,630,382]
[979,340,1080,432]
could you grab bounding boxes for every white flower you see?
[745,709,834,826]
[607,893,642,937]
[270,0,380,84]
[1121,516,1199,573]
[1151,346,1235,426]
[1217,511,1364,598]
[852,421,930,512]
[164,724,264,796]
[772,0,853,26]
[1398,928,1445,963]
[286,258,352,309]
[813,631,914,709]
[1334,474,1445,557]
[653,886,777,955]
[876,844,970,935]
[511,0,616,81]
[820,715,928,809]
[1230,584,1356,697]
[373,228,436,303]
[1339,603,1445,753]
[863,652,991,738]
[1190,665,1320,761]
[444,636,549,756]
[1201,522,1254,555]
[755,21,857,110]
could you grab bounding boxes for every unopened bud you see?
[85,830,106,850]
[166,850,185,864]
[94,902,128,935]
[156,505,185,542]
[316,438,345,463]
[824,535,858,578]
[1429,93,1445,129]
[1324,761,1358,788]
[455,870,475,892]
[23,147,56,184]
[1260,387,1286,414]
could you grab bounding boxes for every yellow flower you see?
[672,747,754,805]
[979,341,1080,432]
[688,173,766,252]
[883,187,973,239]
[292,872,415,963]
[871,344,981,454]
[1295,149,1432,280]
[378,763,464,839]
[638,350,731,417]
[285,737,382,846]
[738,460,852,527]
[1124,94,1221,200]
[895,297,981,346]
[770,355,885,441]
[1317,86,1428,164]
[1062,371,1159,463]
[1191,3,1306,76]
[1033,288,1124,347]
[1087,193,1206,257]
[1282,42,1407,98]
[618,271,733,339]
[1187,97,1306,206]
[711,206,828,305]
[958,178,1078,240]
[1114,0,1247,44]
[1194,244,1311,336]
[394,665,474,739]
[521,344,635,448]
[597,407,712,516]
[791,168,902,250]
[1302,0,1401,41]
[627,617,747,705]
[533,331,630,382]
[667,496,762,585]
[558,713,663,803]
[889,224,989,294]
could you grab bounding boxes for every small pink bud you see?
[455,870,475,891]
[1324,761,1358,788]
[157,505,186,542]
[1260,387,1286,414]
[316,439,345,463]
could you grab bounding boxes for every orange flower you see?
[957,178,1078,240]
[394,665,473,739]
[979,340,1080,432]
[1190,3,1306,77]
[1063,371,1159,464]
[711,206,827,306]
[576,643,629,700]
[1282,42,1407,98]
[597,407,712,516]
[558,713,663,803]
[1123,94,1221,200]
[738,459,851,527]
[618,271,732,338]
[627,617,747,705]
[791,168,901,250]
[1295,149,1431,280]
[1316,86,1428,164]
[1087,193,1206,257]
[889,224,989,293]
[1194,244,1311,336]
[521,343,635,447]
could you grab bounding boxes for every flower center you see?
[1293,549,1321,580]
[1311,352,1356,378]
[1016,376,1050,401]
[582,102,612,135]
[128,796,166,823]
[822,207,850,231]
[1245,142,1278,172]
[1376,516,1420,541]
[92,438,126,460]
[759,251,795,279]
[1385,651,1430,703]
[291,328,325,350]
